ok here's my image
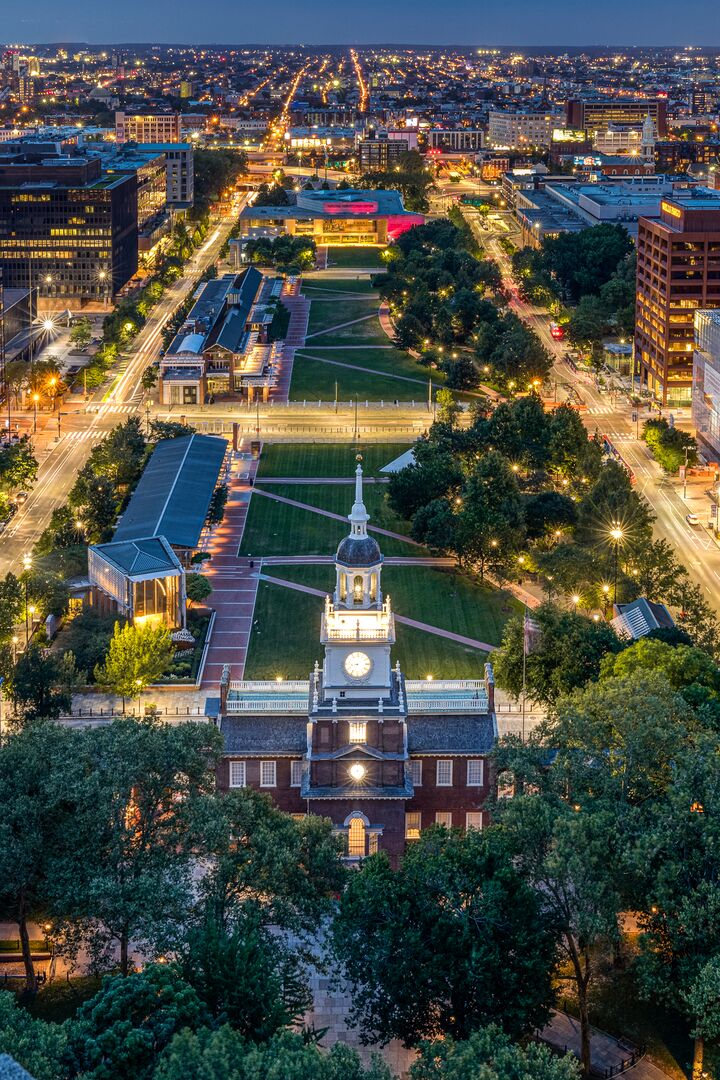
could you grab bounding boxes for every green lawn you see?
[257,442,411,478]
[266,564,518,648]
[255,481,411,535]
[290,354,437,402]
[244,579,491,681]
[239,491,420,558]
[325,246,387,269]
[303,278,375,296]
[308,316,392,348]
[307,297,378,336]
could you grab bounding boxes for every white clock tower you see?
[320,458,395,701]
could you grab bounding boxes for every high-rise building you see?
[0,145,138,302]
[692,309,720,459]
[115,111,181,145]
[567,97,668,138]
[487,108,559,149]
[635,191,720,406]
[358,133,409,170]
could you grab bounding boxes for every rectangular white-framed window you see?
[435,811,453,828]
[229,760,246,789]
[466,812,483,831]
[436,760,453,787]
[467,759,484,787]
[409,759,422,786]
[260,760,276,787]
[405,811,422,840]
[349,721,367,743]
[290,760,303,787]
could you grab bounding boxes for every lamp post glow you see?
[349,762,366,782]
[32,392,39,433]
[609,525,624,604]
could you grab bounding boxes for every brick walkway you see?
[200,454,261,689]
[272,281,310,403]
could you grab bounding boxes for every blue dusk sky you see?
[5,0,720,47]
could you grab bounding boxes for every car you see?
[15,491,29,505]
[686,512,700,526]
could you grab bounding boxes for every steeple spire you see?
[349,454,369,538]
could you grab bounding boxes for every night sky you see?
[5,0,720,47]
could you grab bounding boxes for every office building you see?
[115,111,181,144]
[134,143,194,207]
[214,464,496,864]
[566,97,668,138]
[692,309,720,460]
[358,133,409,170]
[487,108,559,149]
[0,144,137,302]
[635,191,720,406]
[428,129,485,153]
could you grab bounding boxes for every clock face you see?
[344,651,373,680]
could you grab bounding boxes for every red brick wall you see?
[405,755,492,830]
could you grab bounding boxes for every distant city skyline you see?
[4,0,720,49]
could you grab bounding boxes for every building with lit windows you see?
[238,188,424,247]
[213,462,496,864]
[115,111,181,144]
[635,191,720,406]
[566,97,668,138]
[0,144,137,302]
[87,536,186,629]
[692,308,720,460]
[487,108,560,149]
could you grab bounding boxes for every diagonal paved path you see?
[259,572,494,651]
[305,312,379,340]
[296,350,432,388]
[250,486,422,545]
[540,1012,672,1080]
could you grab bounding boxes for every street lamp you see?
[32,392,39,433]
[609,525,624,604]
[27,605,36,645]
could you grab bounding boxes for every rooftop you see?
[113,434,227,549]
[90,535,182,577]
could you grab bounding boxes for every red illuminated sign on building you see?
[323,200,379,215]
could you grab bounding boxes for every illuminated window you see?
[467,760,484,786]
[435,811,453,828]
[260,761,276,787]
[436,760,453,786]
[409,759,422,786]
[466,813,483,831]
[290,760,303,787]
[229,761,246,788]
[349,721,366,743]
[405,812,421,840]
[348,816,366,857]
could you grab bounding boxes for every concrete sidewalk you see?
[541,1011,672,1080]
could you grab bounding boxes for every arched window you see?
[353,575,364,604]
[348,816,366,857]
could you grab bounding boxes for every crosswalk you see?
[586,406,616,416]
[86,402,141,415]
[62,430,110,444]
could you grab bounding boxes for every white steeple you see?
[348,455,369,538]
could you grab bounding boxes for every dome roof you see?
[336,534,382,567]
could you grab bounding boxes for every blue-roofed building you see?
[159,269,284,405]
[113,433,227,559]
[87,535,186,629]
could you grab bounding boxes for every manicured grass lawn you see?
[325,246,387,269]
[290,356,431,402]
[268,564,518,648]
[257,442,412,478]
[303,278,375,295]
[300,346,437,380]
[244,580,490,680]
[307,297,377,336]
[309,315,392,347]
[255,481,411,536]
[238,491,420,558]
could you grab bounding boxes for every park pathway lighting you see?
[609,524,625,603]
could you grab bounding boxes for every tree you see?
[155,1028,393,1080]
[10,645,75,725]
[333,828,556,1047]
[55,718,222,975]
[600,638,720,727]
[0,723,83,991]
[66,965,208,1080]
[523,491,578,540]
[149,419,196,441]
[0,572,23,643]
[179,908,309,1041]
[455,452,525,578]
[683,957,720,1080]
[643,418,697,474]
[493,603,622,706]
[70,316,93,349]
[186,573,212,604]
[387,445,461,520]
[0,435,38,495]
[0,992,67,1080]
[94,622,174,710]
[410,1026,580,1080]
[440,353,479,390]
